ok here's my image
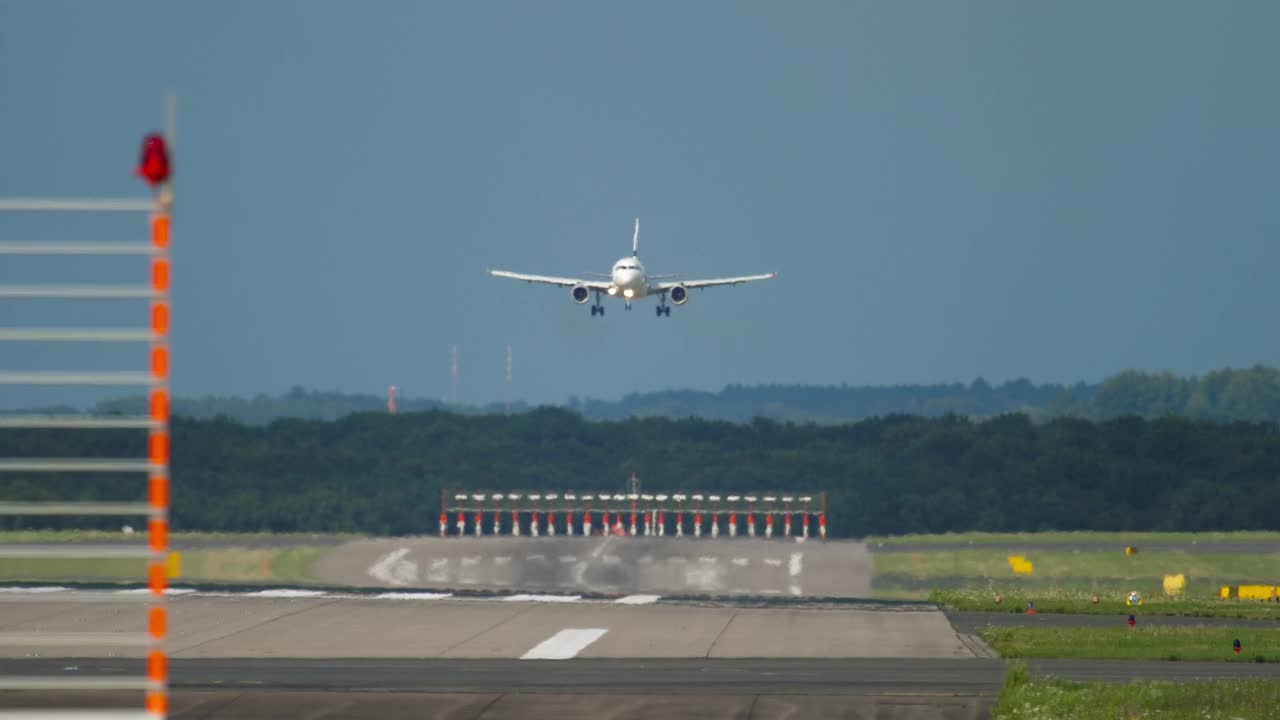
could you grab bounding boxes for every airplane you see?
[489,218,777,317]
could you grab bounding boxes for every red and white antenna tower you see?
[387,385,398,414]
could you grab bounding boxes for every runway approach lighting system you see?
[439,484,828,540]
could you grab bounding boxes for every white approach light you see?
[529,494,542,501]
[580,494,593,501]
[472,494,486,502]
[613,494,625,501]
[692,494,704,501]
[509,493,522,500]
[782,496,794,503]
[656,494,668,502]
[763,496,776,503]
[673,494,686,502]
[545,493,559,500]
[493,494,506,501]
[799,496,812,502]
[628,493,640,501]
[641,494,653,501]
[565,493,577,500]
[454,494,468,500]
[745,496,758,503]
[709,495,721,502]
[727,495,741,502]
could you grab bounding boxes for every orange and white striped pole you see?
[147,207,171,718]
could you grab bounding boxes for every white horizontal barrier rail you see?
[0,707,157,712]
[0,545,157,560]
[0,286,158,299]
[0,329,157,342]
[0,632,151,647]
[0,197,154,212]
[0,416,159,429]
[0,372,156,385]
[0,242,155,256]
[0,676,155,691]
[0,459,160,473]
[0,591,155,604]
[0,501,153,516]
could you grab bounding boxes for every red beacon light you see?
[136,133,172,188]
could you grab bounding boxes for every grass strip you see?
[932,589,1280,620]
[869,530,1280,546]
[995,664,1280,719]
[0,547,326,585]
[981,625,1280,662]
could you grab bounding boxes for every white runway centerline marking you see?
[615,594,661,605]
[732,558,749,567]
[764,558,783,567]
[521,628,608,660]
[504,594,582,603]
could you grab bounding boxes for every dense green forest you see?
[2,409,1277,536]
[68,365,1280,425]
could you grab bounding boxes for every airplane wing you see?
[653,272,777,292]
[490,270,611,289]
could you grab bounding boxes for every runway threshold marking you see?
[521,628,608,659]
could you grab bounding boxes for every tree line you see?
[68,365,1280,426]
[2,409,1277,537]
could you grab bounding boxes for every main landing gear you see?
[590,291,604,316]
[656,296,671,317]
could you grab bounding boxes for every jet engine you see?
[669,285,689,305]
[570,284,591,304]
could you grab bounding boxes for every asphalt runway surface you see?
[6,658,1280,719]
[0,595,971,659]
[312,536,873,597]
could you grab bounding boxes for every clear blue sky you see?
[2,1,1278,409]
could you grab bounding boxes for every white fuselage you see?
[609,256,649,300]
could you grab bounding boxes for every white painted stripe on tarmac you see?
[615,594,661,605]
[764,558,783,567]
[504,594,582,603]
[732,558,749,567]
[373,592,453,600]
[789,552,803,577]
[521,628,608,659]
[245,589,328,598]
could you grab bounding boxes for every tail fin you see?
[632,217,639,257]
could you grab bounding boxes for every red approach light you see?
[136,133,171,187]
[1234,639,1242,654]
[1025,601,1036,616]
[1127,614,1136,628]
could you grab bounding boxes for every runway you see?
[6,658,1280,719]
[312,536,874,597]
[0,595,970,659]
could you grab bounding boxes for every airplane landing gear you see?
[656,305,670,317]
[591,292,604,316]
